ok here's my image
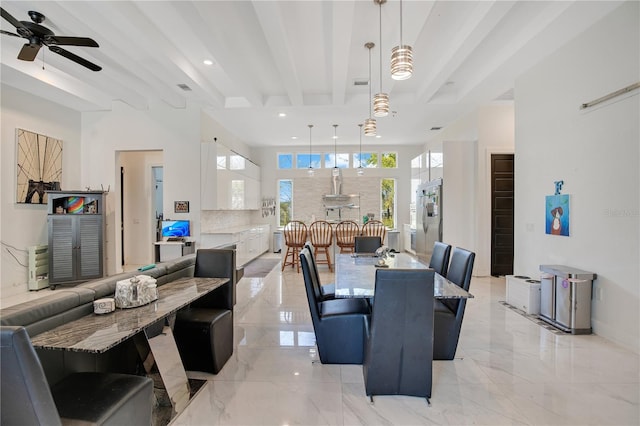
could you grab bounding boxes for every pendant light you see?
[332,124,340,176]
[373,0,389,117]
[391,0,413,80]
[307,124,314,176]
[357,123,365,176]
[364,42,377,136]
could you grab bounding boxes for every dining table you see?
[334,252,474,300]
[31,276,229,417]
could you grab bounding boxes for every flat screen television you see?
[161,220,190,238]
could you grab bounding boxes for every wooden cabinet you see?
[47,191,105,287]
[201,142,261,210]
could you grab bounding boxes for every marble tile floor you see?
[173,254,640,426]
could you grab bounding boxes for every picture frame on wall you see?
[16,129,63,204]
[174,201,189,213]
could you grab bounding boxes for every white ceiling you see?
[0,1,622,147]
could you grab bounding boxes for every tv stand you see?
[154,240,195,262]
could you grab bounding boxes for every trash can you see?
[387,230,400,252]
[539,265,597,334]
[273,231,283,253]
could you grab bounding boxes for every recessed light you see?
[375,135,381,139]
[203,59,213,66]
[291,136,297,140]
[278,112,287,117]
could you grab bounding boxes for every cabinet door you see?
[77,215,103,280]
[49,216,74,283]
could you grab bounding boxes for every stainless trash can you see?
[387,230,400,252]
[273,231,283,253]
[539,265,597,334]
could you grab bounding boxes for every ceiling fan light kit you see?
[0,7,101,71]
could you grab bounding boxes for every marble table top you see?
[334,252,474,299]
[31,277,228,353]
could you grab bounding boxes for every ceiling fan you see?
[1,7,101,71]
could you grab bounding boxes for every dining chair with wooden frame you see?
[362,220,387,244]
[282,221,308,272]
[309,220,334,272]
[335,221,360,253]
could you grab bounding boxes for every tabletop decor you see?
[115,275,158,308]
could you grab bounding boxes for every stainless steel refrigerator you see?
[416,179,443,264]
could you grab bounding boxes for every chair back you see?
[284,221,308,247]
[299,248,321,324]
[354,236,382,253]
[443,247,475,315]
[303,241,320,282]
[362,220,386,242]
[335,221,359,250]
[429,242,452,277]
[364,269,435,398]
[309,221,333,247]
[1,326,62,426]
[192,248,236,309]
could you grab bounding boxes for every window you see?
[324,153,349,168]
[229,154,245,170]
[354,152,377,168]
[429,152,443,168]
[381,152,397,168]
[381,178,395,228]
[278,154,293,169]
[279,179,293,226]
[296,153,321,169]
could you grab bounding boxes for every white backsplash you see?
[201,210,253,232]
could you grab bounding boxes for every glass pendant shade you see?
[391,45,413,80]
[373,92,389,117]
[364,118,377,136]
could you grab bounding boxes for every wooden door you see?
[491,154,514,276]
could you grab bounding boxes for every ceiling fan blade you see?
[1,29,21,38]
[1,7,30,35]
[18,43,40,61]
[48,45,102,71]
[45,35,99,48]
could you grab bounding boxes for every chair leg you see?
[281,246,294,271]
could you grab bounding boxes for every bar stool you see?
[281,220,307,272]
[335,220,359,253]
[362,220,387,244]
[309,220,333,271]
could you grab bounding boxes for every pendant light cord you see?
[368,46,373,119]
[379,2,383,93]
[399,0,404,47]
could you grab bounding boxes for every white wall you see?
[427,104,515,276]
[82,101,201,275]
[120,150,163,266]
[0,85,81,296]
[514,1,639,352]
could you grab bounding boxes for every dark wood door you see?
[491,154,514,276]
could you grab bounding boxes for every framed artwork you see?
[545,194,570,236]
[16,129,63,204]
[174,201,189,213]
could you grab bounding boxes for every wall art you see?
[545,194,570,236]
[16,128,62,204]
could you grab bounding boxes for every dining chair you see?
[335,220,359,253]
[303,241,335,300]
[429,241,452,277]
[362,220,387,243]
[1,325,153,426]
[174,249,235,374]
[282,220,308,272]
[354,236,382,253]
[299,248,370,364]
[433,247,475,360]
[363,268,435,401]
[309,220,334,271]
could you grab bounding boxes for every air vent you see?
[177,83,192,91]
[353,79,369,86]
[430,126,442,131]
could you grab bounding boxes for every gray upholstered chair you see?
[303,241,335,300]
[174,248,235,374]
[429,241,452,277]
[299,248,370,364]
[354,236,382,253]
[363,268,435,401]
[1,326,153,426]
[433,247,475,360]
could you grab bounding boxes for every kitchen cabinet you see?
[201,224,270,266]
[201,142,261,210]
[47,191,106,287]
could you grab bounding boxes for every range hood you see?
[322,168,359,209]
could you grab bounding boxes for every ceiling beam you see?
[252,1,303,107]
[330,1,356,106]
